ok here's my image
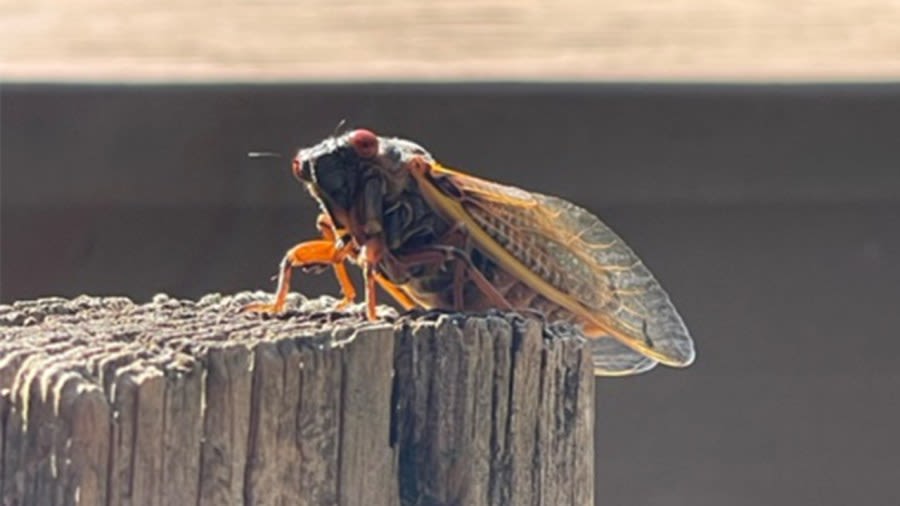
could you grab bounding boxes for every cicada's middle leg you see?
[244,213,357,314]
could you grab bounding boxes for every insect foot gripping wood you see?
[246,127,696,376]
[0,293,594,506]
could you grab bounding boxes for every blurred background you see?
[2,1,899,505]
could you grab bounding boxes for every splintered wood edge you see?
[0,293,594,505]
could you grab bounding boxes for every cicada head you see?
[292,128,432,212]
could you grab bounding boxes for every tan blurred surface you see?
[2,0,900,81]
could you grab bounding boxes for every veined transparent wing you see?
[590,337,659,376]
[431,165,695,370]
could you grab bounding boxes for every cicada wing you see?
[590,337,659,376]
[537,194,695,367]
[430,165,695,369]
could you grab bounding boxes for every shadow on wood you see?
[0,293,594,506]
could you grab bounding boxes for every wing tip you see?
[659,340,696,368]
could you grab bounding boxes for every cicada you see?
[247,129,695,375]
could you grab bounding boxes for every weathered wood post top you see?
[0,292,594,505]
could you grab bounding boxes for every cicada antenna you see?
[333,119,348,137]
[247,152,283,159]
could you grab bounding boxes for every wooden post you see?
[0,293,594,506]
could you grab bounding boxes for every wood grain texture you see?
[1,0,899,81]
[0,293,594,505]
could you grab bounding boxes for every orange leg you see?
[374,274,418,310]
[244,238,357,314]
[359,238,387,320]
[314,215,358,309]
[357,237,435,320]
[324,214,419,313]
[246,212,357,315]
[329,249,357,309]
[364,262,378,320]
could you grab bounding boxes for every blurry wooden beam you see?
[2,0,900,81]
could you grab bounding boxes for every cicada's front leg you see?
[315,214,359,309]
[356,241,421,320]
[244,213,357,314]
[358,236,386,321]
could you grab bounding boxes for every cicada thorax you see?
[357,180,462,304]
[340,171,584,324]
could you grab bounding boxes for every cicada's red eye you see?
[349,129,379,158]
